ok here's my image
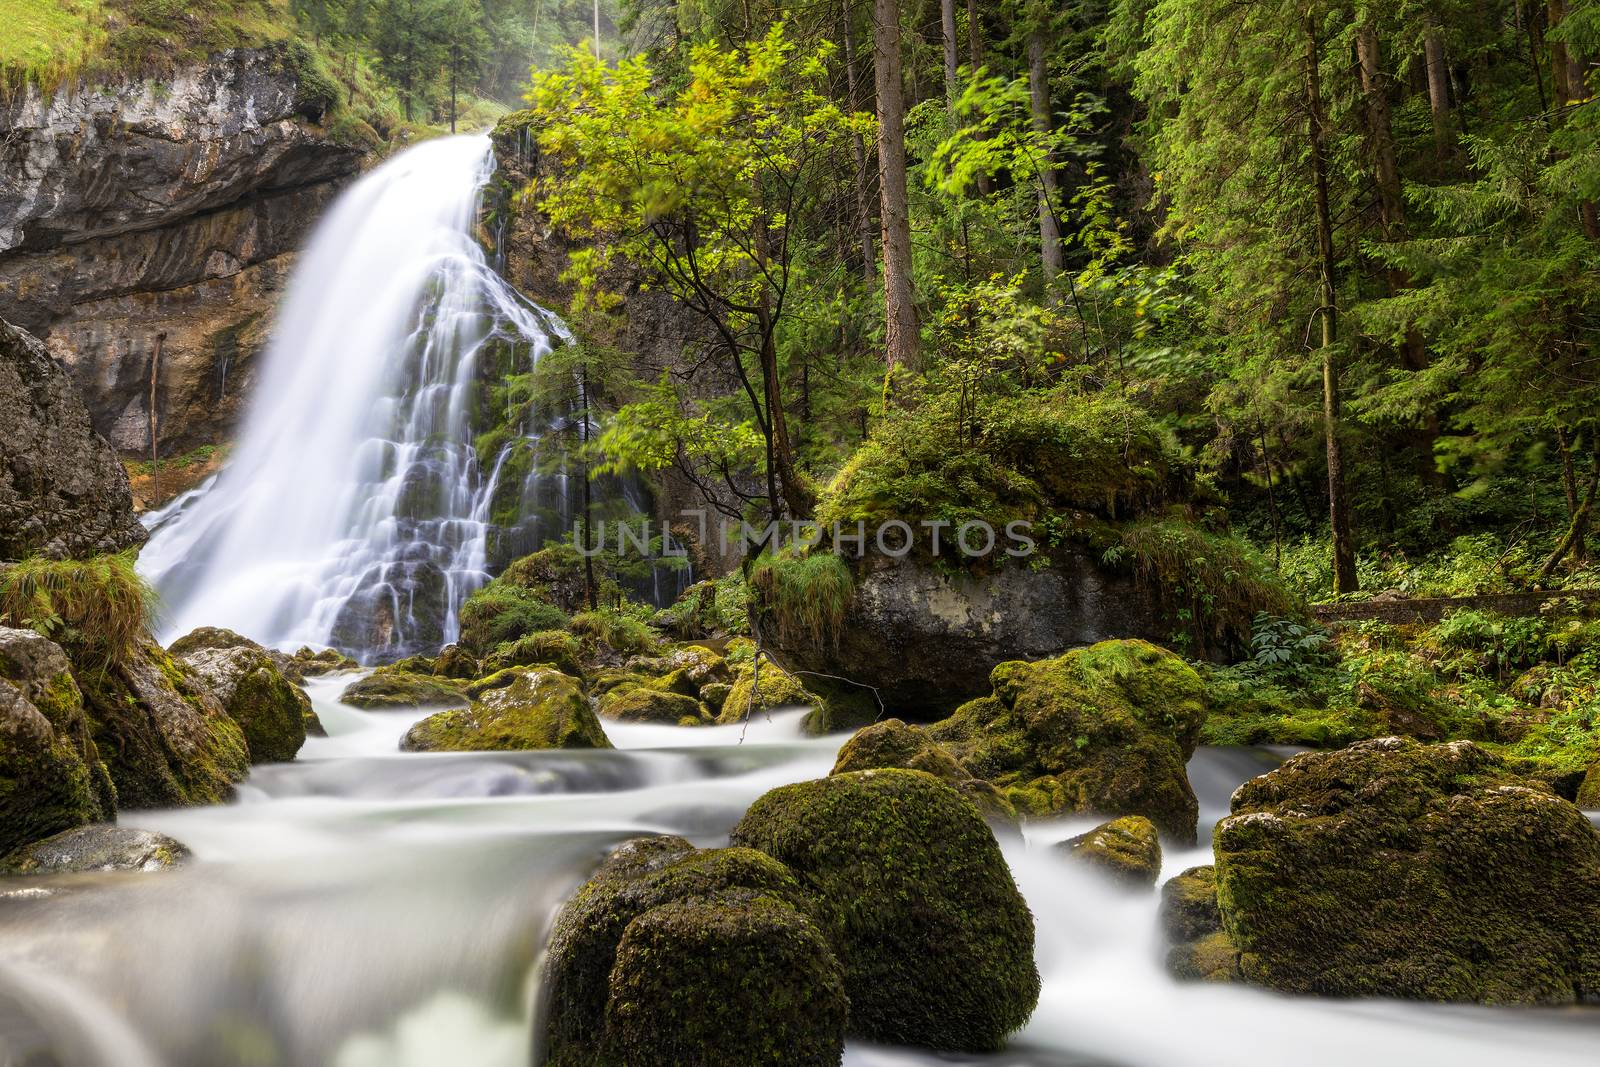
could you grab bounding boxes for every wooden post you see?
[149,333,165,505]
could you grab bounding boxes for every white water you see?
[138,135,570,661]
[0,688,1595,1067]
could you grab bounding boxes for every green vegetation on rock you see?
[339,671,467,710]
[400,668,610,751]
[731,769,1039,1052]
[1213,738,1600,1003]
[929,639,1207,842]
[1058,815,1163,889]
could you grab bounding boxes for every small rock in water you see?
[1,825,191,874]
[1057,815,1163,888]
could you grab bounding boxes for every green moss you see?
[458,589,570,656]
[74,641,249,809]
[1058,815,1163,888]
[484,629,581,676]
[598,687,708,725]
[542,837,839,1067]
[1214,738,1600,1003]
[831,718,1017,824]
[570,609,661,656]
[731,769,1039,1051]
[401,669,610,752]
[339,671,467,710]
[0,680,100,855]
[717,660,818,724]
[224,657,307,763]
[928,639,1207,842]
[1158,864,1243,982]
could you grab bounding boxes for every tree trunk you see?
[842,0,876,284]
[965,0,992,197]
[579,367,597,610]
[874,0,919,380]
[1423,19,1453,161]
[1027,29,1063,296]
[940,0,959,105]
[1307,14,1359,594]
[1538,446,1599,581]
[758,304,811,521]
[450,52,458,134]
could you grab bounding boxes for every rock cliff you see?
[0,318,146,560]
[0,45,363,455]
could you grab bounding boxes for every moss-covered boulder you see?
[1159,866,1241,982]
[717,662,819,724]
[290,646,359,679]
[2,825,189,874]
[542,835,846,1067]
[831,719,1017,824]
[1214,737,1600,1003]
[598,688,709,726]
[75,640,250,809]
[0,627,115,847]
[458,546,584,655]
[927,639,1207,843]
[1057,815,1162,888]
[431,643,480,679]
[175,644,308,763]
[731,769,1038,1051]
[400,669,610,752]
[339,671,468,710]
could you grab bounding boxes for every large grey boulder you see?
[766,548,1167,716]
[0,319,145,560]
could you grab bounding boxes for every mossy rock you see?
[1214,737,1600,1003]
[401,669,611,752]
[0,677,101,855]
[0,626,114,829]
[485,629,582,677]
[290,646,359,679]
[542,836,843,1067]
[74,640,250,809]
[432,644,480,680]
[927,639,1207,843]
[339,671,468,710]
[176,644,307,764]
[1577,762,1600,809]
[1058,815,1162,888]
[598,688,709,726]
[717,662,818,724]
[831,719,1017,824]
[2,824,189,874]
[731,769,1039,1051]
[1159,866,1242,982]
[458,546,584,654]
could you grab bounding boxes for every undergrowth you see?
[0,553,153,667]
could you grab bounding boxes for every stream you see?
[1,676,1596,1066]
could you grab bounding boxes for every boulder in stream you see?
[339,670,468,710]
[731,768,1039,1051]
[830,718,1017,824]
[926,639,1208,843]
[174,641,310,763]
[400,669,611,752]
[1,824,189,874]
[1058,815,1163,888]
[1214,737,1600,1003]
[542,835,846,1067]
[598,687,709,726]
[1158,865,1241,982]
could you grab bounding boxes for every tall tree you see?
[874,0,920,381]
[1026,21,1063,293]
[1306,12,1358,592]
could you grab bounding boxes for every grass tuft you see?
[0,553,154,667]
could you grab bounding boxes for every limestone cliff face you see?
[0,318,146,561]
[0,46,363,455]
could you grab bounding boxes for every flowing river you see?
[0,681,1595,1065]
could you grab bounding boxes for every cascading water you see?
[138,135,574,661]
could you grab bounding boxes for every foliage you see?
[748,552,853,651]
[570,606,662,656]
[0,554,153,668]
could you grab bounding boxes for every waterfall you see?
[139,134,571,661]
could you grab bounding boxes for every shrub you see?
[749,553,853,651]
[458,588,569,654]
[0,554,153,668]
[571,608,661,656]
